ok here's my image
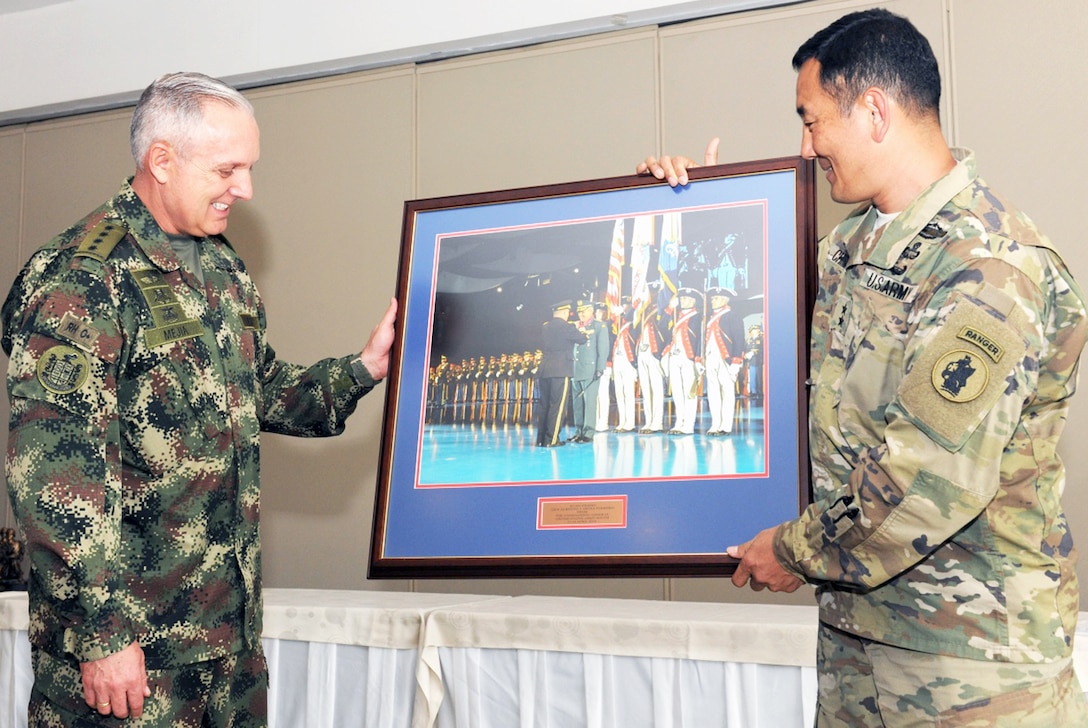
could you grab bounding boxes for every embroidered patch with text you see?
[862,269,917,303]
[131,268,203,347]
[54,312,100,353]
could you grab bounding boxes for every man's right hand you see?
[636,137,721,187]
[81,641,152,719]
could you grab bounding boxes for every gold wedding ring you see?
[98,701,111,707]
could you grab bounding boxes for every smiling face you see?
[795,59,876,206]
[153,101,260,237]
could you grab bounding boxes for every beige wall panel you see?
[417,30,660,198]
[21,111,133,254]
[0,129,23,530]
[658,0,946,241]
[949,0,1088,596]
[232,70,416,590]
[417,578,669,601]
[0,129,23,267]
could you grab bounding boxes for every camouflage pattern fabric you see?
[2,179,376,673]
[773,149,1088,664]
[814,624,1088,727]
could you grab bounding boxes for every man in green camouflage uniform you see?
[641,8,1088,727]
[2,72,397,726]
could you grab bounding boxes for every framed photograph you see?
[369,156,816,578]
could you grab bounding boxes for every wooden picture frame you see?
[369,157,816,578]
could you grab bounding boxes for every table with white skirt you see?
[2,589,1088,727]
[421,595,820,728]
[0,589,507,728]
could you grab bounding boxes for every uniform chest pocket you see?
[118,335,230,475]
[836,291,907,441]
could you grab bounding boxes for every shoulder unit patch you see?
[36,345,90,394]
[900,297,1026,450]
[931,350,988,403]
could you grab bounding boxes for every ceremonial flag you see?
[658,211,682,310]
[629,215,654,322]
[606,218,625,329]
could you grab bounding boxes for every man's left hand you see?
[727,526,804,592]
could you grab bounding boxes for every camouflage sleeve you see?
[4,262,136,663]
[257,341,377,437]
[775,252,1081,587]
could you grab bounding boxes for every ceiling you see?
[0,0,70,14]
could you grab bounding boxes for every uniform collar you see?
[109,178,195,275]
[846,148,976,270]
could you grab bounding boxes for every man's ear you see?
[145,141,176,184]
[863,87,892,143]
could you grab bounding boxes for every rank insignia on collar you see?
[919,221,946,240]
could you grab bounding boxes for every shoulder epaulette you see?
[74,219,127,262]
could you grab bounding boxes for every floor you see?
[418,401,766,487]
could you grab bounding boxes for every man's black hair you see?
[792,8,941,118]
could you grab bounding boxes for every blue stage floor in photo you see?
[418,410,766,486]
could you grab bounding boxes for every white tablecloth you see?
[260,589,506,728]
[2,590,1088,728]
[420,595,817,728]
[0,589,506,728]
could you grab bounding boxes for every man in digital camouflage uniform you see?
[641,8,1088,727]
[2,72,397,726]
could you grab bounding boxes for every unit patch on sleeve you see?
[931,350,988,403]
[36,345,90,394]
[900,298,1027,450]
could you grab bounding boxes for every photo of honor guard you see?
[641,7,1088,726]
[2,72,396,725]
[610,301,638,433]
[635,299,668,434]
[663,287,702,435]
[703,287,747,436]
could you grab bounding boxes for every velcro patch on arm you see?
[899,298,1027,451]
[54,312,101,353]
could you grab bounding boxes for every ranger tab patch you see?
[956,326,1003,362]
[37,345,90,394]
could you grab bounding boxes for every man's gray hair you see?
[130,72,254,170]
